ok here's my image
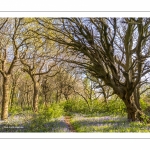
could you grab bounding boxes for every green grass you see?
[1,97,150,132]
[23,116,69,132]
[70,114,150,132]
[22,102,65,132]
[0,102,66,132]
[67,98,150,132]
[0,114,69,132]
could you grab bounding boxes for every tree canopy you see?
[1,18,150,122]
[36,18,150,121]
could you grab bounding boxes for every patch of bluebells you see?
[71,114,150,132]
[0,114,71,132]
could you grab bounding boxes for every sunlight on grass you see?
[71,114,150,132]
[0,98,150,132]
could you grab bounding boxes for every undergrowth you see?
[63,98,127,117]
[0,97,150,132]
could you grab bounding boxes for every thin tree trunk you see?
[1,75,10,120]
[64,94,69,101]
[56,90,60,103]
[10,86,15,109]
[33,81,39,112]
[44,94,48,107]
[103,92,108,104]
[26,92,30,107]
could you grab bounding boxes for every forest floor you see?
[1,113,150,132]
[0,113,75,132]
[70,114,150,132]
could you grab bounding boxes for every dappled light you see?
[1,18,150,132]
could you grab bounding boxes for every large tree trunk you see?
[134,86,141,110]
[123,94,147,122]
[1,75,10,120]
[33,81,39,112]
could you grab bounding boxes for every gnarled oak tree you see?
[37,18,150,122]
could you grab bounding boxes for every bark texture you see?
[1,75,10,120]
[33,81,39,112]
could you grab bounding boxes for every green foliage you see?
[38,103,64,121]
[104,99,126,116]
[19,103,65,132]
[140,98,149,111]
[2,97,150,132]
[64,99,89,114]
[9,106,23,115]
[64,98,126,116]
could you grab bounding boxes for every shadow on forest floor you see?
[1,113,150,132]
[0,113,70,132]
[71,115,150,132]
